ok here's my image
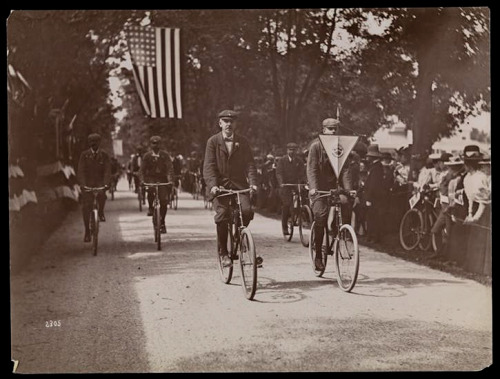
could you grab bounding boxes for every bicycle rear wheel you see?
[299,205,313,247]
[334,224,359,292]
[239,228,257,300]
[309,221,327,277]
[418,211,433,251]
[399,208,422,251]
[91,209,99,256]
[217,223,234,284]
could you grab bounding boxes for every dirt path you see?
[10,178,492,373]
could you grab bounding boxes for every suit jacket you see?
[139,150,174,183]
[306,138,353,191]
[77,148,111,187]
[276,155,306,187]
[203,132,257,191]
[364,160,390,204]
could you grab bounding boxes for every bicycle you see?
[399,187,442,252]
[133,173,146,212]
[142,182,172,251]
[190,172,201,200]
[109,173,119,201]
[309,188,359,292]
[281,183,313,247]
[215,187,263,300]
[82,186,107,256]
[169,176,180,210]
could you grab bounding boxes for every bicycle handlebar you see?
[315,188,357,198]
[216,187,253,197]
[281,183,309,190]
[82,186,107,192]
[142,182,173,188]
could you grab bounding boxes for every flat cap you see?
[88,133,101,142]
[218,110,238,119]
[322,118,340,127]
[286,142,298,149]
[150,135,161,144]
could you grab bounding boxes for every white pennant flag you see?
[319,135,359,177]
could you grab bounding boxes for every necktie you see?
[224,137,233,142]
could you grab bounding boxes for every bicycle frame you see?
[217,188,252,251]
[143,182,172,250]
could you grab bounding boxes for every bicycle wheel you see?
[334,224,359,292]
[309,221,327,277]
[399,208,422,251]
[217,223,234,284]
[138,190,143,212]
[418,211,433,251]
[239,228,257,300]
[299,205,313,247]
[155,205,161,250]
[91,209,99,256]
[283,211,294,242]
[173,190,178,210]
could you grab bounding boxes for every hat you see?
[381,152,393,161]
[366,144,382,158]
[322,118,340,128]
[88,133,101,142]
[479,153,490,165]
[218,110,238,120]
[444,156,464,166]
[429,153,441,160]
[266,154,274,160]
[286,142,298,149]
[463,145,483,161]
[439,152,452,162]
[150,135,161,144]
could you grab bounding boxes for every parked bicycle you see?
[215,187,263,300]
[281,183,313,247]
[142,182,172,251]
[82,186,107,256]
[309,188,359,292]
[399,187,443,252]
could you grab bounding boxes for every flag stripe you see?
[174,28,182,118]
[131,64,151,116]
[164,28,175,118]
[155,28,166,118]
[147,66,157,117]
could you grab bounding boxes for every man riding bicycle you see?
[203,110,258,267]
[276,142,306,236]
[77,133,111,242]
[306,118,355,271]
[139,136,174,234]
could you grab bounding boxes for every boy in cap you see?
[203,110,258,266]
[276,142,306,235]
[77,133,111,242]
[139,136,174,233]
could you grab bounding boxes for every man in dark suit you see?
[139,136,174,233]
[276,142,306,235]
[364,144,391,243]
[203,110,258,266]
[77,133,111,242]
[307,118,354,270]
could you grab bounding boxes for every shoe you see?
[147,209,153,216]
[160,224,167,234]
[84,232,91,243]
[283,229,290,236]
[315,258,325,271]
[221,254,232,267]
[99,214,106,222]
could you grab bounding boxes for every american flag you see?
[125,25,182,119]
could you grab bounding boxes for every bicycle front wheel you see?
[334,224,359,292]
[138,191,143,212]
[418,211,433,251]
[399,208,422,251]
[283,212,294,241]
[309,221,327,277]
[239,228,257,300]
[299,205,313,247]
[92,209,99,256]
[217,223,234,284]
[155,206,161,250]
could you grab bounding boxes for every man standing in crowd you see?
[77,133,111,242]
[276,142,306,236]
[139,136,174,234]
[363,144,390,243]
[203,110,258,267]
[307,118,354,271]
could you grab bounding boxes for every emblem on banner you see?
[332,145,344,158]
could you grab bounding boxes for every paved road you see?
[10,178,492,373]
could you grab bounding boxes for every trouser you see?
[214,193,254,255]
[147,186,170,224]
[81,191,106,232]
[366,203,384,241]
[279,188,293,231]
[431,204,452,236]
[311,194,351,256]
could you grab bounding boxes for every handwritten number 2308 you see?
[45,320,61,327]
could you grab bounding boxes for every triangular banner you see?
[319,135,359,177]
